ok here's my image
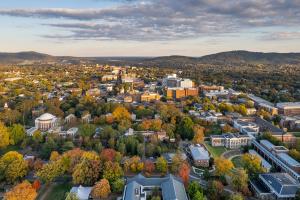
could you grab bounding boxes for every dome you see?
[37,113,56,121]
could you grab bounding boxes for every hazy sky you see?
[0,0,299,56]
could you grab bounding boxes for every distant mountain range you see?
[1,50,300,66]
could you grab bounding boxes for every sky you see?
[0,0,300,57]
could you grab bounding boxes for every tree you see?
[5,158,28,183]
[188,181,203,200]
[40,137,58,159]
[178,162,190,186]
[32,179,41,190]
[295,189,300,200]
[230,193,244,200]
[231,169,249,192]
[112,178,125,193]
[207,180,224,200]
[0,151,28,182]
[32,130,43,144]
[170,153,185,173]
[79,124,96,138]
[103,161,123,183]
[215,157,234,176]
[50,151,60,161]
[4,181,37,200]
[100,148,117,162]
[192,125,205,144]
[65,192,79,200]
[36,160,65,183]
[112,106,131,122]
[177,116,194,140]
[156,156,168,174]
[72,158,100,185]
[241,153,265,176]
[9,124,25,145]
[193,190,205,200]
[0,121,10,149]
[91,179,111,199]
[144,160,155,175]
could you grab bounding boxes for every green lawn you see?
[232,156,243,168]
[204,142,226,158]
[44,183,72,200]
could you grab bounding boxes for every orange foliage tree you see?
[91,179,111,199]
[4,181,37,200]
[178,162,190,186]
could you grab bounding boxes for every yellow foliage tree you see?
[112,106,131,122]
[215,157,234,176]
[0,121,10,149]
[4,180,37,200]
[192,125,205,144]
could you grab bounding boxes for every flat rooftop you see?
[276,102,300,109]
[277,153,300,167]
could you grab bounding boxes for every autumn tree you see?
[32,179,41,190]
[112,106,131,122]
[72,158,100,185]
[207,180,224,200]
[192,125,205,144]
[100,148,115,161]
[0,121,10,149]
[36,160,65,183]
[4,181,37,200]
[91,179,111,199]
[241,153,265,176]
[170,153,185,173]
[156,156,168,174]
[178,162,190,186]
[215,157,234,176]
[112,178,125,193]
[144,160,155,175]
[0,151,28,183]
[230,193,244,200]
[9,124,25,145]
[103,161,123,183]
[50,151,60,162]
[231,169,249,193]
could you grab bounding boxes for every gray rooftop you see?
[260,140,275,150]
[260,173,300,197]
[277,153,300,167]
[189,145,209,161]
[123,174,188,200]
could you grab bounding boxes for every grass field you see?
[232,156,243,168]
[44,183,72,200]
[204,142,226,158]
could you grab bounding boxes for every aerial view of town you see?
[0,0,300,200]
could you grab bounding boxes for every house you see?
[122,174,188,200]
[68,185,92,200]
[210,133,251,149]
[189,145,210,167]
[250,173,300,200]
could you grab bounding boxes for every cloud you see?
[0,0,299,41]
[261,32,300,40]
